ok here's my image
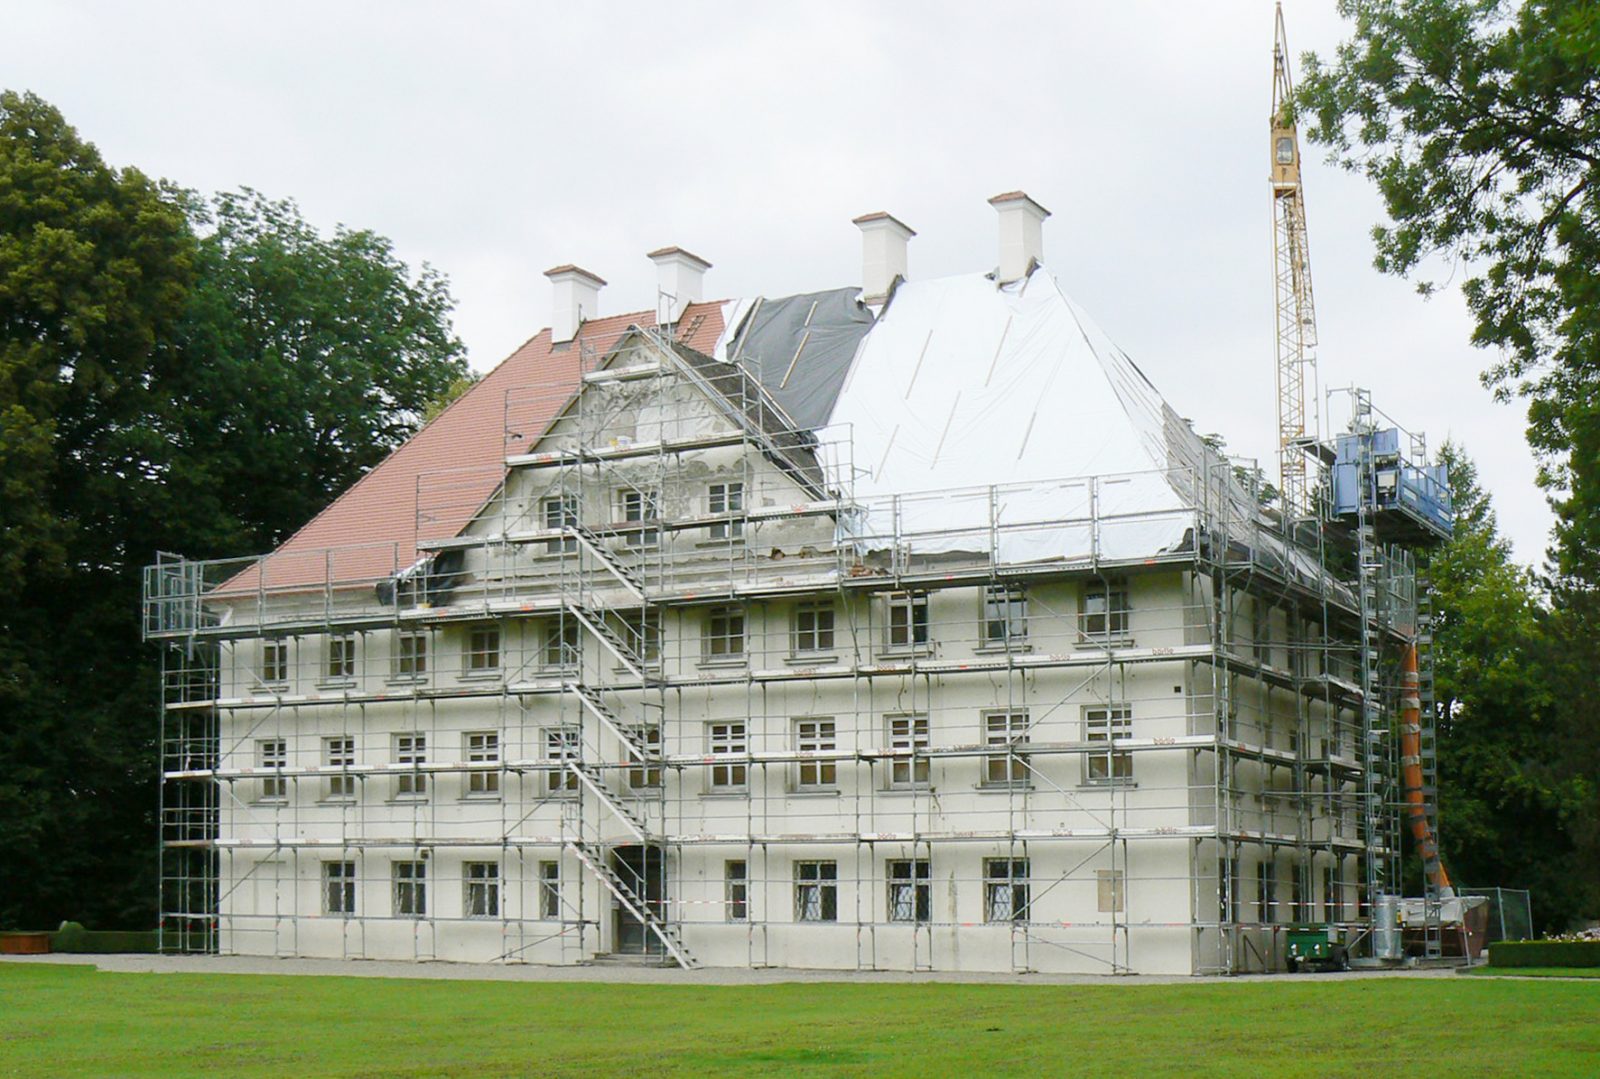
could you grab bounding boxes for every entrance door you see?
[610,845,665,955]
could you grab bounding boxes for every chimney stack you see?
[647,247,711,325]
[545,265,606,344]
[852,212,915,305]
[988,191,1050,283]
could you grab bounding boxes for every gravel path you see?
[1,952,1467,986]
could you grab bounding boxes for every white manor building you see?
[145,194,1441,974]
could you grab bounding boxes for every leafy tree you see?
[0,93,468,930]
[1296,0,1600,591]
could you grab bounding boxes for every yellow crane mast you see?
[1271,3,1319,519]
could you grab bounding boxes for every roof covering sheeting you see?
[819,270,1199,564]
[715,288,875,430]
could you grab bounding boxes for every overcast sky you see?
[3,0,1555,565]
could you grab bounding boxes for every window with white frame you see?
[981,584,1027,647]
[984,858,1030,922]
[983,711,1030,786]
[393,861,426,918]
[1085,706,1133,784]
[1097,868,1125,913]
[538,860,561,919]
[464,731,500,798]
[324,736,356,800]
[394,733,426,799]
[707,481,744,540]
[617,488,660,546]
[887,859,931,923]
[326,633,356,681]
[257,739,287,801]
[794,861,837,921]
[793,602,836,654]
[708,722,747,789]
[885,591,929,651]
[1079,579,1131,642]
[887,714,929,787]
[545,727,580,794]
[394,630,427,678]
[702,606,745,660]
[795,718,836,789]
[464,624,501,674]
[543,618,579,670]
[627,726,662,789]
[542,494,578,554]
[261,638,288,685]
[464,861,500,918]
[323,861,356,915]
[725,860,748,922]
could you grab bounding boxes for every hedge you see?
[1488,940,1600,968]
[48,922,159,954]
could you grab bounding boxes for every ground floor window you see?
[726,860,748,922]
[887,859,931,923]
[323,861,355,916]
[464,862,500,918]
[538,860,561,920]
[393,861,426,918]
[984,858,1030,922]
[794,861,837,922]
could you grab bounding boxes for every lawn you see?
[1,963,1596,1077]
[1463,965,1600,979]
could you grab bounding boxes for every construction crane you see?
[1270,3,1318,520]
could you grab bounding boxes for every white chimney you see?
[988,191,1050,283]
[852,211,915,304]
[545,264,606,344]
[647,246,711,325]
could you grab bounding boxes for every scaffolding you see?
[144,327,1442,974]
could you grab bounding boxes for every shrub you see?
[49,922,158,954]
[1488,940,1600,968]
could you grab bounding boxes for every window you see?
[543,618,579,670]
[887,715,929,787]
[1097,869,1125,913]
[258,739,287,801]
[885,591,929,651]
[709,722,747,789]
[323,861,356,915]
[464,862,500,918]
[794,861,837,921]
[542,494,578,554]
[1085,706,1132,784]
[324,737,356,800]
[262,638,288,685]
[795,718,836,789]
[1219,857,1239,922]
[611,610,661,665]
[538,860,561,919]
[1257,860,1275,924]
[982,584,1027,647]
[465,732,500,798]
[1252,601,1273,666]
[394,734,426,799]
[984,858,1030,922]
[618,488,659,546]
[725,861,748,922]
[465,625,501,674]
[394,631,427,678]
[1323,865,1341,923]
[393,861,426,918]
[708,481,744,540]
[793,602,835,654]
[326,633,356,681]
[702,606,745,660]
[887,859,931,923]
[1079,580,1130,642]
[627,726,662,789]
[545,727,580,794]
[984,711,1029,786]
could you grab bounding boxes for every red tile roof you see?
[222,302,725,595]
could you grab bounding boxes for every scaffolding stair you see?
[566,681,652,763]
[566,840,696,969]
[570,524,648,601]
[565,760,650,843]
[563,603,655,684]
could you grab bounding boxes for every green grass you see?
[1,963,1597,1077]
[1464,965,1600,979]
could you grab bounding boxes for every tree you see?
[1297,0,1600,591]
[0,92,469,931]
